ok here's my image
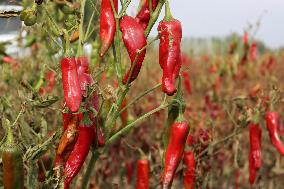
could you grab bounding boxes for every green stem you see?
[118,83,161,114]
[80,151,100,189]
[77,0,87,56]
[164,0,173,21]
[144,0,165,37]
[118,0,132,17]
[105,103,169,148]
[3,119,13,144]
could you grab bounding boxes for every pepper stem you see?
[164,0,173,21]
[3,118,14,144]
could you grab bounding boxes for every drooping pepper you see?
[136,158,149,189]
[158,3,182,96]
[120,15,147,84]
[76,56,94,96]
[61,57,82,112]
[135,0,159,30]
[100,0,118,57]
[161,119,189,189]
[249,123,262,185]
[182,71,191,94]
[265,112,284,155]
[64,125,93,189]
[183,151,195,189]
[1,119,24,189]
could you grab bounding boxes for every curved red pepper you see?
[136,159,149,189]
[249,123,262,185]
[64,125,93,189]
[135,0,159,30]
[182,71,191,94]
[76,56,94,96]
[120,15,147,84]
[265,112,284,155]
[100,0,118,57]
[161,121,189,189]
[183,151,195,189]
[158,19,182,96]
[61,57,82,112]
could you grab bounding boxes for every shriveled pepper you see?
[265,112,284,155]
[1,119,24,189]
[64,125,93,189]
[183,151,195,189]
[136,158,150,189]
[120,15,147,84]
[249,123,262,185]
[135,0,159,30]
[100,0,118,57]
[158,2,182,96]
[161,117,189,189]
[61,57,82,112]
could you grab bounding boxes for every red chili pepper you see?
[158,9,182,96]
[136,159,149,189]
[64,125,93,189]
[161,120,189,189]
[100,0,118,57]
[2,56,15,64]
[126,161,134,184]
[265,112,284,155]
[243,32,249,46]
[249,123,262,185]
[249,42,257,62]
[1,119,24,189]
[76,56,94,96]
[120,15,147,84]
[182,71,191,94]
[61,57,82,112]
[45,71,56,93]
[183,151,195,189]
[135,0,159,30]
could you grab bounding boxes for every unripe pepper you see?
[1,119,24,189]
[158,3,182,96]
[64,125,93,189]
[249,123,262,185]
[183,151,195,189]
[61,57,82,112]
[161,119,189,189]
[265,112,284,155]
[136,159,149,189]
[120,15,147,84]
[135,0,159,30]
[100,0,118,57]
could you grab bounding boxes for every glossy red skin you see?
[136,159,149,189]
[135,0,159,30]
[100,0,118,57]
[158,19,182,96]
[265,112,284,155]
[120,16,147,84]
[182,71,191,94]
[61,57,82,112]
[249,123,262,185]
[64,125,93,189]
[183,151,195,189]
[161,121,189,189]
[76,56,94,96]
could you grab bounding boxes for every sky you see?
[129,0,284,48]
